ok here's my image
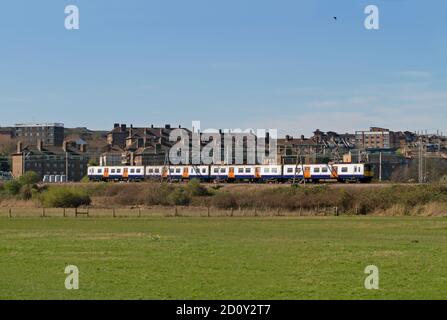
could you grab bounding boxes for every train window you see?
[341,167,348,173]
[97,169,103,174]
[130,169,135,174]
[176,168,181,173]
[314,168,320,173]
[287,168,293,173]
[148,169,154,173]
[214,168,219,173]
[264,168,270,173]
[117,169,122,173]
[297,168,302,173]
[272,168,278,173]
[155,169,160,173]
[202,168,207,173]
[245,168,251,173]
[111,169,116,173]
[322,167,328,173]
[220,168,226,173]
[238,168,244,173]
[136,169,141,173]
[170,169,174,173]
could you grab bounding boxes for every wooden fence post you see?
[75,207,78,218]
[42,208,45,218]
[8,208,12,219]
[138,207,141,218]
[87,207,90,218]
[207,206,210,217]
[63,208,66,218]
[174,207,178,217]
[112,208,116,218]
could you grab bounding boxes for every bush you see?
[4,180,22,196]
[212,191,238,209]
[41,188,91,208]
[186,179,209,197]
[167,188,190,206]
[20,185,33,200]
[18,171,40,186]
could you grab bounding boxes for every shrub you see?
[186,179,209,197]
[19,185,33,200]
[167,188,190,206]
[146,183,175,206]
[18,171,40,186]
[41,188,91,208]
[212,191,238,209]
[4,180,22,196]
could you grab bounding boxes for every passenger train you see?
[88,163,374,183]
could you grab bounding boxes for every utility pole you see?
[418,136,424,184]
[65,151,69,182]
[379,152,382,182]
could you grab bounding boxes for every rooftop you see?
[15,123,64,128]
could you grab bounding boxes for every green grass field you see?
[1,216,447,300]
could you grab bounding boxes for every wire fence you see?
[0,206,343,218]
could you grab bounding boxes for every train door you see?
[229,167,235,179]
[182,167,190,179]
[255,167,261,179]
[162,167,169,178]
[304,166,311,179]
[104,168,109,179]
[330,166,338,179]
[123,168,129,180]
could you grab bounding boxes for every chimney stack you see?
[17,141,23,154]
[37,139,43,152]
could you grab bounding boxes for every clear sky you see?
[0,0,446,136]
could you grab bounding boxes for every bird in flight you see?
[333,16,337,21]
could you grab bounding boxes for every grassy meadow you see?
[1,216,447,300]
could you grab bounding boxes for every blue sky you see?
[0,0,446,136]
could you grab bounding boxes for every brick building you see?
[355,127,399,149]
[15,123,65,147]
[12,140,89,181]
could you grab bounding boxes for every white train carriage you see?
[145,166,165,180]
[210,165,230,180]
[335,163,373,182]
[125,166,145,181]
[209,165,282,181]
[282,165,304,180]
[147,165,210,181]
[257,165,282,181]
[183,166,210,180]
[88,166,105,181]
[282,164,338,182]
[88,166,145,181]
[233,166,256,180]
